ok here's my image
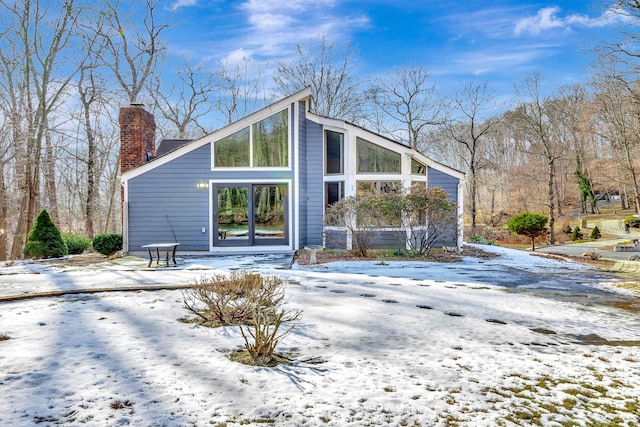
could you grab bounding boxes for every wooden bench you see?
[141,243,180,268]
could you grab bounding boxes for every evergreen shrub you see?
[63,233,91,255]
[571,226,584,241]
[92,234,122,256]
[23,210,68,259]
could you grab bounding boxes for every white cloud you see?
[514,5,632,37]
[221,48,253,64]
[235,0,369,60]
[514,6,567,36]
[171,0,199,12]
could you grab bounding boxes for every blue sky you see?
[165,0,630,96]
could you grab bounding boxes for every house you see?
[119,87,464,256]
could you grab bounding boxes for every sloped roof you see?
[155,139,193,157]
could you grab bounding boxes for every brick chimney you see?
[119,103,156,174]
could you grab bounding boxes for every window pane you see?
[357,138,401,173]
[217,186,249,239]
[411,158,426,175]
[325,181,344,210]
[325,131,344,174]
[214,127,250,167]
[253,109,289,167]
[254,185,286,239]
[380,181,400,193]
[356,181,376,197]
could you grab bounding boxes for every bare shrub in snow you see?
[238,306,301,366]
[182,271,285,326]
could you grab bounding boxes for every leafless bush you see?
[183,270,302,366]
[239,307,301,366]
[324,195,383,257]
[182,271,285,326]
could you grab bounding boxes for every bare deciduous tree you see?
[95,0,170,104]
[512,73,562,244]
[273,36,362,121]
[150,59,216,139]
[370,64,446,149]
[214,56,267,126]
[591,71,640,213]
[443,81,501,231]
[0,0,83,258]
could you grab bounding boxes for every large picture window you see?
[357,138,400,174]
[356,180,401,226]
[253,110,288,167]
[213,109,289,168]
[214,127,250,167]
[325,131,344,175]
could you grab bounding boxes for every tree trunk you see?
[469,167,477,233]
[0,164,6,261]
[554,178,563,217]
[548,160,555,244]
[44,132,59,224]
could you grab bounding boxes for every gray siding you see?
[428,166,459,246]
[304,118,324,246]
[428,167,459,203]
[128,144,212,251]
[297,102,308,248]
[366,231,406,250]
[325,230,347,249]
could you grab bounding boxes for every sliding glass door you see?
[213,183,288,247]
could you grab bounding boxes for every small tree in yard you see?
[324,195,382,257]
[507,212,548,251]
[571,225,584,241]
[23,210,68,259]
[590,226,601,240]
[378,185,458,257]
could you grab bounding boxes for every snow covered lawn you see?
[1,246,639,426]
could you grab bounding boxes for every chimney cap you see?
[130,102,145,107]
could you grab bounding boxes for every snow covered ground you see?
[1,246,639,426]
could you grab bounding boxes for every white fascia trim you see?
[122,180,129,253]
[293,99,300,250]
[457,180,465,248]
[121,87,312,182]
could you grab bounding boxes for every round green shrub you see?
[624,216,640,228]
[92,234,123,256]
[63,233,91,255]
[23,209,68,259]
